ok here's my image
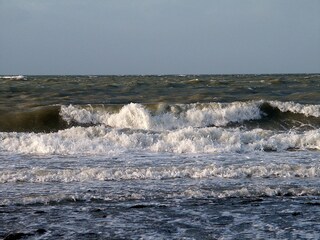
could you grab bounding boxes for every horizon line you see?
[1,72,320,76]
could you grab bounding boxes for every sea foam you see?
[1,163,319,184]
[60,101,320,131]
[269,101,320,118]
[1,184,319,206]
[1,126,319,155]
[1,101,319,155]
[60,102,263,130]
[0,75,26,80]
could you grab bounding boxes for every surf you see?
[60,101,320,131]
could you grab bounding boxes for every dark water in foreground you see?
[0,74,320,239]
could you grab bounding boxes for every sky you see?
[0,0,319,75]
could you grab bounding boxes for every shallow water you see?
[0,74,320,239]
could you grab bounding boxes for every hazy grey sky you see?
[0,0,319,75]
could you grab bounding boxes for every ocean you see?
[0,74,320,239]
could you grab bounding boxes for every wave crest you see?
[60,101,320,131]
[60,101,263,130]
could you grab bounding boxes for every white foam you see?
[269,101,320,118]
[1,185,319,206]
[60,101,320,132]
[1,163,319,184]
[0,126,319,155]
[0,75,26,80]
[60,102,263,130]
[60,105,101,125]
[0,126,123,155]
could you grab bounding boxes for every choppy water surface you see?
[0,74,320,239]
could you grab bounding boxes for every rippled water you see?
[0,74,320,239]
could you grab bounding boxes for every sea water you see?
[0,74,320,239]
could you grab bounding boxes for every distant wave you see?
[0,75,26,80]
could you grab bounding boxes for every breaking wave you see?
[1,101,319,133]
[59,101,320,131]
[0,125,319,155]
[0,100,319,154]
